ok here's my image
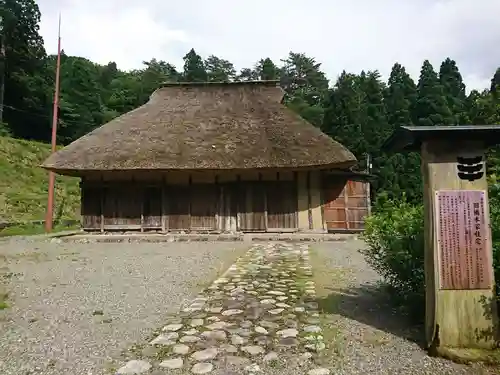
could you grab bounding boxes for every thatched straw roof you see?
[42,80,356,175]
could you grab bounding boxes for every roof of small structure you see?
[383,125,500,152]
[42,80,356,175]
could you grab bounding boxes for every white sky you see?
[37,0,500,91]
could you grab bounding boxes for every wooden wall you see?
[80,171,299,233]
[322,177,371,232]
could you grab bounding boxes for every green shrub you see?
[362,196,426,319]
[363,184,500,321]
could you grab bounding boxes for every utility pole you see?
[0,15,5,124]
[44,14,62,232]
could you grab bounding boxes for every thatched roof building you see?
[43,81,368,234]
[42,80,355,175]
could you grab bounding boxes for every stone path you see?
[117,242,329,374]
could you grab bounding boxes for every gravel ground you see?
[0,237,246,375]
[313,238,497,375]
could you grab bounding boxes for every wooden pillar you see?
[236,174,241,231]
[100,175,104,233]
[161,176,168,233]
[214,175,220,232]
[382,125,500,358]
[422,140,498,351]
[343,181,350,230]
[297,171,309,230]
[309,170,324,231]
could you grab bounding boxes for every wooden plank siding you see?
[81,184,102,230]
[266,180,298,230]
[322,177,370,232]
[80,177,301,233]
[190,184,218,231]
[143,186,162,229]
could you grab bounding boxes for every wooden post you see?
[161,175,167,233]
[383,125,500,357]
[214,175,220,233]
[343,181,350,230]
[236,175,241,231]
[307,171,312,230]
[260,173,269,231]
[100,175,104,233]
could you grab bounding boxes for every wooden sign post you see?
[383,125,499,357]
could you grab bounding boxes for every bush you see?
[362,196,426,320]
[363,186,500,322]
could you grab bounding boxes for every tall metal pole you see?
[0,15,5,124]
[44,14,62,232]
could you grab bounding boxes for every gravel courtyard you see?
[0,238,246,375]
[0,236,497,375]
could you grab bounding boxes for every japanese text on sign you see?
[436,190,492,290]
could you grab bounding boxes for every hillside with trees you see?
[1,0,500,221]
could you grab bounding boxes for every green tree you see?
[1,0,52,140]
[490,67,500,97]
[465,89,497,125]
[205,55,236,82]
[46,55,104,143]
[439,58,467,123]
[182,48,207,82]
[383,63,421,203]
[255,58,279,80]
[322,71,367,159]
[140,58,179,99]
[280,52,329,127]
[414,60,453,126]
[236,67,259,81]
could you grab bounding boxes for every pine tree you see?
[439,58,467,124]
[322,71,363,152]
[385,63,417,128]
[255,58,279,80]
[384,63,421,203]
[490,68,500,97]
[182,49,207,82]
[205,55,236,82]
[414,60,454,126]
[280,52,329,127]
[236,68,259,81]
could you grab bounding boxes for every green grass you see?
[309,247,346,369]
[0,223,80,237]
[0,292,8,310]
[0,136,80,223]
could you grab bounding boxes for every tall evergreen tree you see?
[205,55,236,82]
[414,60,454,126]
[255,58,279,80]
[383,63,421,203]
[385,63,417,128]
[182,49,207,82]
[1,0,51,140]
[490,67,500,97]
[439,58,467,123]
[323,71,363,151]
[280,52,329,127]
[236,68,259,82]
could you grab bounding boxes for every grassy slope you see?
[0,136,80,222]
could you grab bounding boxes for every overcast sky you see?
[36,0,500,91]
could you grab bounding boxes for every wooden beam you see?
[236,175,241,231]
[344,181,350,230]
[293,171,299,229]
[161,176,167,233]
[215,175,220,232]
[260,173,268,231]
[307,171,312,230]
[100,176,104,233]
[188,175,192,232]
